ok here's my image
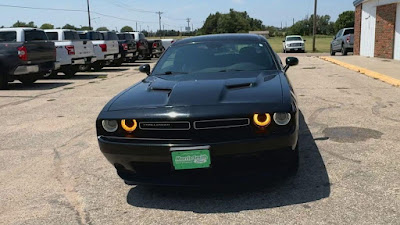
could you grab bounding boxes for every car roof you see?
[44,29,76,32]
[286,35,302,38]
[176,34,265,45]
[0,27,43,32]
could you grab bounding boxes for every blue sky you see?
[0,0,354,31]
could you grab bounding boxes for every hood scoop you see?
[148,79,175,94]
[225,78,257,90]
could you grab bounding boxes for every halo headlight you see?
[253,113,272,127]
[121,119,138,133]
[102,120,118,133]
[273,113,291,126]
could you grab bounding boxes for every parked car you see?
[45,29,95,78]
[147,39,164,58]
[99,31,123,66]
[331,27,354,56]
[128,32,151,60]
[0,28,57,89]
[283,35,306,53]
[77,31,120,71]
[96,34,300,186]
[117,33,138,64]
[160,38,175,50]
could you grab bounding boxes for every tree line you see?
[6,9,355,37]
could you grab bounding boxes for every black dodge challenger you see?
[97,34,300,186]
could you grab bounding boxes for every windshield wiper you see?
[218,69,245,73]
[156,71,188,75]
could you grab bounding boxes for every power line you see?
[0,3,157,24]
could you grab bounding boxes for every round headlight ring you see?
[102,120,118,133]
[273,113,291,126]
[121,119,138,133]
[253,113,272,127]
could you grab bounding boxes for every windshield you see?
[152,41,277,75]
[286,37,302,41]
[25,30,48,41]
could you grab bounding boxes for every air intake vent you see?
[194,118,250,130]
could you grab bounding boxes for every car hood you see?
[106,71,284,112]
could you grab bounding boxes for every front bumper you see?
[98,130,298,186]
[285,46,305,51]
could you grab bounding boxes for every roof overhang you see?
[353,0,366,6]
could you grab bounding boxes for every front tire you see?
[0,72,9,90]
[61,66,78,79]
[330,45,336,56]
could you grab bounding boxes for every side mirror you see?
[282,40,286,42]
[303,40,306,42]
[333,36,336,40]
[284,57,299,72]
[139,64,150,75]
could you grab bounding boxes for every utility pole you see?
[313,0,318,52]
[293,18,295,26]
[136,22,138,31]
[157,11,163,39]
[186,18,191,32]
[87,0,91,29]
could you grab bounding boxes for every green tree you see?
[96,27,109,31]
[62,24,78,30]
[40,23,54,29]
[335,11,355,32]
[13,21,37,28]
[80,26,93,31]
[120,26,134,32]
[200,9,265,35]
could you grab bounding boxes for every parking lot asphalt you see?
[0,56,399,225]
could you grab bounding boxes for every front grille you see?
[139,121,190,130]
[194,118,250,130]
[290,43,303,47]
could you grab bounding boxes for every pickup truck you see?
[117,33,138,63]
[147,39,164,58]
[0,28,56,89]
[99,31,124,66]
[77,31,120,71]
[160,38,175,50]
[128,32,151,60]
[331,27,354,56]
[45,29,95,78]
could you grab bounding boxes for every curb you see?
[319,56,400,87]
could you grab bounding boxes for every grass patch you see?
[267,36,332,53]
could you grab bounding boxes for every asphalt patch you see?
[323,127,383,143]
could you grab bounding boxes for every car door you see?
[333,30,343,51]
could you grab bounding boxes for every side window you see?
[25,30,48,41]
[336,30,343,38]
[46,32,58,40]
[343,29,354,36]
[0,31,17,42]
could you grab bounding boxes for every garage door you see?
[360,1,377,57]
[395,3,400,60]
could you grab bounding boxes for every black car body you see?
[117,33,138,63]
[97,34,300,186]
[0,28,56,89]
[147,39,164,58]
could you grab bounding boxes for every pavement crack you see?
[52,128,92,225]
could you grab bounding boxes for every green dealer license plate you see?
[171,149,211,170]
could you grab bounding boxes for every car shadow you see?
[45,74,107,80]
[5,82,72,90]
[126,111,330,213]
[99,68,129,72]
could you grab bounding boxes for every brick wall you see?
[354,4,362,55]
[374,3,397,59]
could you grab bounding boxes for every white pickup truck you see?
[45,29,95,78]
[77,31,120,71]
